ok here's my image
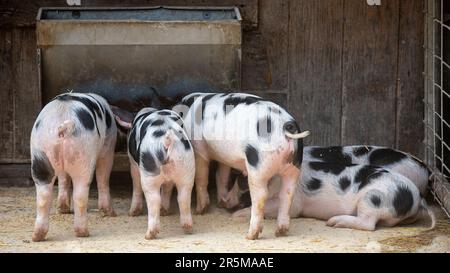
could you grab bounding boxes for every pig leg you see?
[160,182,174,216]
[129,161,144,216]
[175,177,194,234]
[194,155,210,214]
[96,149,116,217]
[276,166,300,237]
[246,172,269,240]
[32,178,56,242]
[141,175,164,240]
[216,164,231,208]
[57,173,71,214]
[326,203,378,231]
[72,171,94,237]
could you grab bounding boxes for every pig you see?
[222,146,430,210]
[232,162,436,231]
[30,92,117,241]
[113,107,195,239]
[173,92,310,240]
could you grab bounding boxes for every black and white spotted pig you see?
[303,146,429,195]
[222,145,430,210]
[232,162,436,231]
[113,108,195,239]
[174,92,310,240]
[30,92,117,242]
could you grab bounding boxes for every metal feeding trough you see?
[36,6,242,110]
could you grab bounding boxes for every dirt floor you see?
[0,185,449,253]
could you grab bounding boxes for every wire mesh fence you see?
[424,0,450,217]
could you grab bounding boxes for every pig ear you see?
[110,105,133,130]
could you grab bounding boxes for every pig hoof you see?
[58,205,71,214]
[246,232,260,240]
[275,226,289,237]
[195,205,209,215]
[217,199,226,209]
[32,229,48,242]
[101,209,117,217]
[182,224,193,234]
[160,208,171,216]
[145,229,159,240]
[74,228,90,238]
[129,208,143,217]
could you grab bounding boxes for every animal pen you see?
[0,0,449,253]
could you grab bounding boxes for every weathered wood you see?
[288,0,344,146]
[0,29,14,163]
[0,164,33,187]
[12,28,41,162]
[258,0,288,90]
[396,0,425,158]
[0,0,258,29]
[341,0,399,147]
[241,29,271,90]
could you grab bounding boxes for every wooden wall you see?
[0,0,425,167]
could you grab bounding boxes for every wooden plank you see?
[0,29,14,163]
[12,28,41,162]
[0,0,258,29]
[258,0,288,90]
[288,0,344,146]
[0,164,33,187]
[396,0,425,158]
[241,29,271,90]
[341,0,399,147]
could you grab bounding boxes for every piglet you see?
[113,107,195,239]
[30,92,117,241]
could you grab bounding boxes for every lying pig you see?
[30,92,117,241]
[222,146,430,210]
[303,146,429,195]
[174,92,310,240]
[113,107,195,239]
[232,162,436,231]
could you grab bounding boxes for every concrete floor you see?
[0,185,449,253]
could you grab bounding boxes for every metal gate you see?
[424,0,450,216]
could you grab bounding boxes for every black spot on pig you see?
[128,128,139,163]
[257,116,272,138]
[306,178,322,192]
[354,166,388,191]
[223,95,263,114]
[370,195,381,208]
[151,119,165,127]
[201,94,217,115]
[245,145,259,168]
[158,111,172,116]
[308,162,347,175]
[155,149,167,164]
[58,94,102,128]
[339,176,351,192]
[34,119,41,130]
[369,149,407,166]
[353,146,373,157]
[139,120,152,140]
[134,112,152,125]
[153,130,166,138]
[180,138,191,150]
[31,150,54,184]
[182,94,201,108]
[75,108,95,132]
[141,151,160,175]
[310,146,352,165]
[393,186,414,217]
[105,109,112,129]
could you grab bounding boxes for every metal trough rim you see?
[36,6,243,24]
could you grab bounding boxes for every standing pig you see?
[113,108,195,239]
[233,162,436,231]
[174,92,310,240]
[30,92,117,241]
